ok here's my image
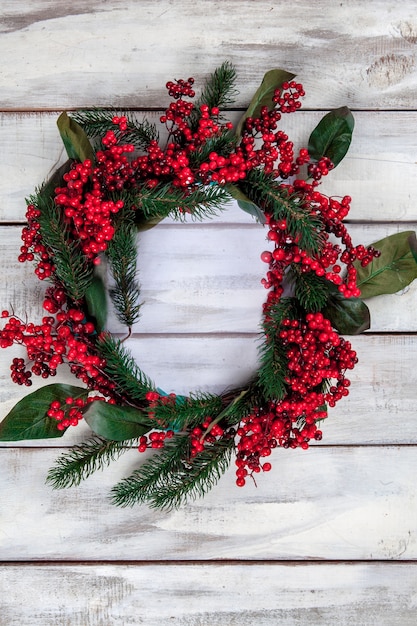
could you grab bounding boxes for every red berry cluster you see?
[260,184,379,304]
[47,394,115,430]
[0,289,116,400]
[19,203,54,279]
[54,157,125,263]
[190,417,225,457]
[233,312,357,486]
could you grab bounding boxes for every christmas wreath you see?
[1,63,416,510]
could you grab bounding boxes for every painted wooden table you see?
[1,1,417,624]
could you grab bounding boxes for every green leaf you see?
[355,231,417,299]
[324,294,370,335]
[134,212,165,231]
[40,160,73,199]
[0,384,88,441]
[84,274,107,332]
[226,183,266,223]
[235,69,296,138]
[84,401,150,441]
[57,112,95,163]
[308,107,354,167]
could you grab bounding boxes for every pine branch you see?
[257,298,296,400]
[46,436,135,489]
[135,182,232,221]
[240,170,325,256]
[71,109,158,149]
[291,266,331,311]
[111,433,234,510]
[106,222,141,328]
[188,129,237,169]
[96,333,155,402]
[148,392,224,431]
[31,190,93,301]
[193,61,238,118]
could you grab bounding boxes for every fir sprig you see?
[46,436,136,489]
[135,182,232,221]
[148,392,224,431]
[193,61,238,119]
[257,298,296,400]
[96,333,154,402]
[106,222,141,328]
[241,169,325,256]
[71,109,159,149]
[291,266,331,312]
[188,129,237,169]
[31,190,93,301]
[111,433,234,510]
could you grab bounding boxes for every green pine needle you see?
[71,109,159,149]
[291,267,332,312]
[30,190,93,301]
[193,61,238,116]
[257,298,296,400]
[135,182,232,221]
[149,392,224,431]
[107,222,141,328]
[241,169,325,256]
[46,436,135,489]
[111,433,234,510]
[97,333,155,402]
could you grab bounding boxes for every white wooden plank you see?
[1,562,417,625]
[0,334,416,444]
[1,1,417,109]
[1,223,417,334]
[1,111,417,223]
[0,446,416,560]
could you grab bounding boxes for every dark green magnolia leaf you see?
[235,69,296,138]
[0,384,88,441]
[41,160,73,199]
[355,231,417,299]
[324,294,370,335]
[226,184,266,223]
[85,274,107,332]
[308,107,354,168]
[57,112,95,163]
[135,212,165,231]
[84,401,149,441]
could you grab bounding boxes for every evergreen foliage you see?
[97,333,154,402]
[135,181,232,221]
[106,221,142,328]
[241,169,325,256]
[31,191,93,301]
[292,266,332,311]
[71,109,159,149]
[46,436,135,489]
[191,61,238,126]
[111,433,234,510]
[257,298,296,400]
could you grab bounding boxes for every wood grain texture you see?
[1,334,417,445]
[1,0,417,110]
[0,446,416,561]
[1,562,417,626]
[1,1,417,622]
[1,111,417,222]
[2,221,416,334]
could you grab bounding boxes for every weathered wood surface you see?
[1,562,417,626]
[1,1,417,624]
[1,446,417,561]
[1,334,417,445]
[1,221,417,334]
[1,111,417,223]
[1,0,417,110]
